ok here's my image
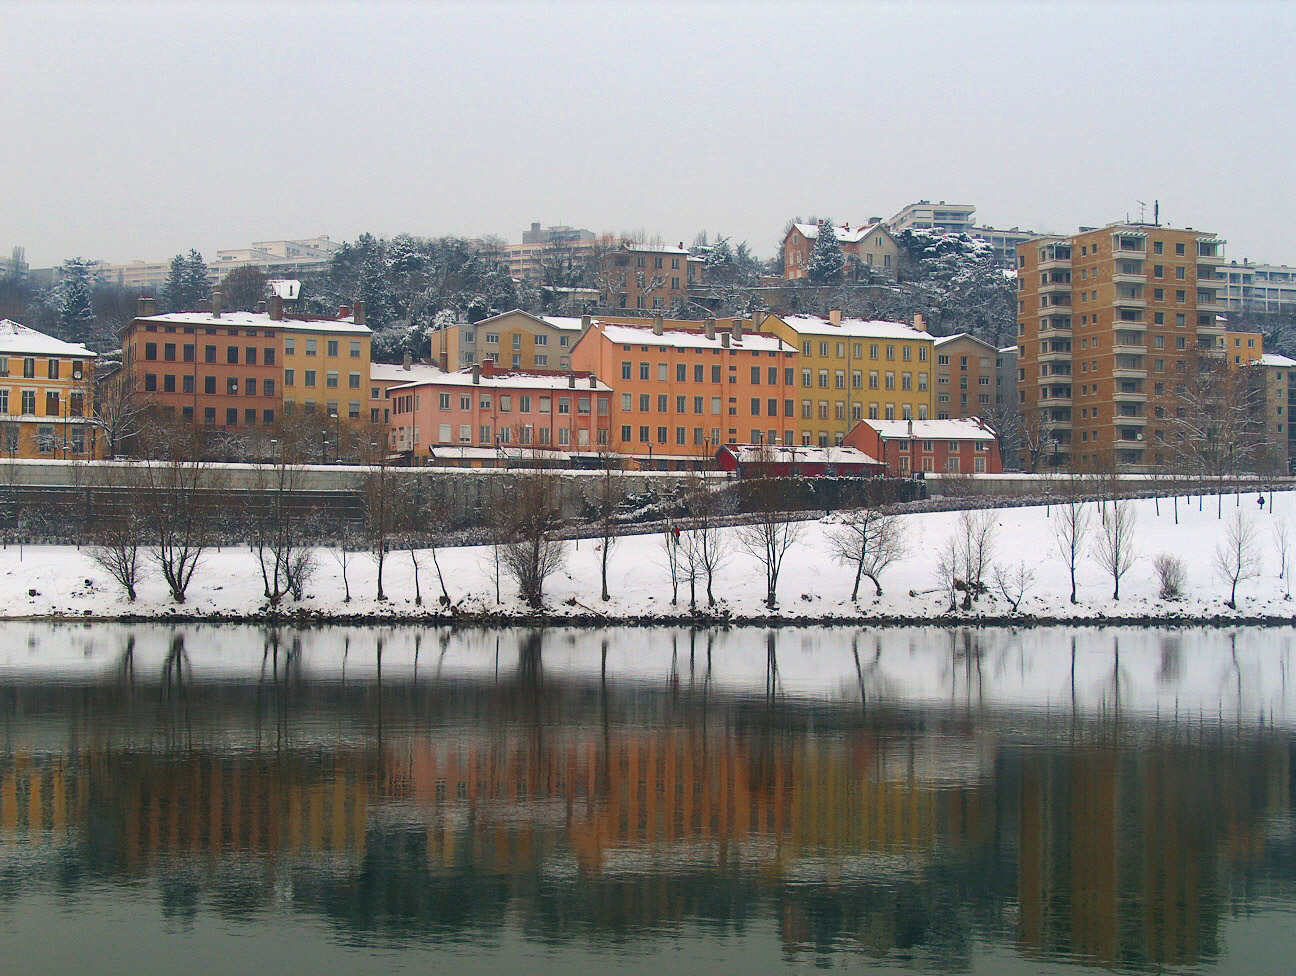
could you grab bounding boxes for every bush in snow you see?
[1152,554,1187,601]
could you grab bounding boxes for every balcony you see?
[1112,389,1148,402]
[1114,295,1146,309]
[1040,278,1073,293]
[1038,347,1072,362]
[1112,272,1145,286]
[1197,318,1226,333]
[1040,316,1072,331]
[1112,367,1146,380]
[1114,413,1148,425]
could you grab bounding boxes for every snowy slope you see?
[3,491,1296,622]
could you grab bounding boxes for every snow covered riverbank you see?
[5,491,1296,625]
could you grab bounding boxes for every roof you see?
[1258,354,1296,368]
[469,309,588,332]
[370,362,448,383]
[389,367,611,392]
[595,321,792,352]
[777,315,928,341]
[134,310,371,335]
[933,332,999,352]
[721,444,882,466]
[622,243,691,255]
[0,319,96,358]
[791,222,886,244]
[860,418,995,441]
[538,316,586,331]
[999,345,1018,354]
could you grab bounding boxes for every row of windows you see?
[394,392,606,415]
[617,360,929,391]
[143,373,275,397]
[0,357,84,380]
[799,340,927,362]
[425,424,603,447]
[144,342,277,366]
[282,369,362,389]
[143,324,274,337]
[284,337,363,357]
[465,332,571,348]
[0,389,85,416]
[1,423,88,454]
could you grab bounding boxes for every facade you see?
[1218,261,1296,314]
[888,201,977,235]
[996,345,1019,407]
[782,222,899,279]
[844,417,1001,475]
[597,243,692,311]
[1248,353,1296,471]
[1224,330,1264,366]
[370,361,447,426]
[762,312,934,444]
[431,309,585,370]
[569,317,795,462]
[122,296,370,433]
[0,319,98,458]
[88,237,339,291]
[970,226,1039,270]
[504,225,601,280]
[933,334,1000,419]
[387,360,612,462]
[1015,222,1227,470]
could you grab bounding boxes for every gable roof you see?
[790,222,889,244]
[0,319,96,358]
[777,315,928,341]
[933,333,999,353]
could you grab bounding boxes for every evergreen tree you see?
[219,266,268,311]
[162,254,188,311]
[55,257,96,338]
[182,250,210,306]
[805,220,845,285]
[355,251,398,327]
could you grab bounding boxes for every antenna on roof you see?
[1154,200,1160,226]
[1136,200,1146,224]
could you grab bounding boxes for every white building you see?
[1217,260,1296,314]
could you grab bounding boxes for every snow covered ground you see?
[3,490,1296,622]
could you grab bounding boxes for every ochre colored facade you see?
[0,319,98,459]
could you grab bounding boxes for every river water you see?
[1,624,1294,974]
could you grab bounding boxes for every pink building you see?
[844,417,1001,475]
[388,360,613,464]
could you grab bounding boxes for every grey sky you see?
[4,0,1293,269]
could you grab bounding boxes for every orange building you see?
[0,319,98,458]
[596,243,692,311]
[569,316,797,464]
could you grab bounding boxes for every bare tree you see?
[661,522,683,605]
[90,366,148,458]
[828,507,910,600]
[1053,493,1091,604]
[86,465,149,601]
[327,516,361,603]
[992,561,1036,612]
[737,477,803,609]
[360,439,399,601]
[1159,345,1263,478]
[592,459,623,601]
[933,533,962,612]
[499,467,566,608]
[1214,510,1262,609]
[684,475,730,606]
[1152,553,1187,600]
[1093,499,1138,600]
[247,419,315,605]
[955,508,997,609]
[136,419,216,603]
[1274,518,1293,600]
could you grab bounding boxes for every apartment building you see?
[86,237,340,291]
[888,201,977,235]
[504,224,599,279]
[782,221,899,279]
[1218,261,1296,314]
[570,317,795,463]
[431,310,585,370]
[0,319,98,458]
[1015,222,1227,470]
[844,417,1001,475]
[387,360,612,462]
[122,295,371,432]
[598,244,691,311]
[969,226,1039,270]
[762,312,934,444]
[932,334,999,419]
[370,361,447,426]
[1224,331,1264,366]
[1248,354,1296,471]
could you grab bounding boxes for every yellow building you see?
[280,312,372,423]
[432,309,586,371]
[761,311,935,446]
[1224,330,1264,366]
[0,318,99,458]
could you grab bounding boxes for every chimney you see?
[580,313,591,331]
[589,374,598,389]
[721,331,731,348]
[912,313,927,333]
[732,318,743,341]
[338,304,352,318]
[269,295,284,321]
[352,300,366,325]
[482,357,495,377]
[751,309,764,333]
[652,314,664,336]
[440,351,449,371]
[472,364,481,384]
[704,317,716,340]
[211,289,222,319]
[678,242,684,250]
[256,300,266,313]
[828,307,842,326]
[138,297,156,317]
[402,351,412,371]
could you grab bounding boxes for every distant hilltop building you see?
[0,247,28,279]
[782,221,900,279]
[1217,260,1296,314]
[505,223,599,279]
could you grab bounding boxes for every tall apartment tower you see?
[1016,222,1226,470]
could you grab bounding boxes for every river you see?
[0,623,1293,974]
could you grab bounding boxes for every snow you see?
[792,222,883,244]
[0,320,96,358]
[537,316,587,332]
[137,311,371,335]
[389,369,610,391]
[622,243,691,255]
[598,323,791,352]
[723,445,881,465]
[777,316,926,341]
[862,418,995,441]
[7,491,1296,624]
[370,362,447,383]
[933,332,997,352]
[1259,354,1296,368]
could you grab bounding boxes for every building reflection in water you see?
[0,624,1293,972]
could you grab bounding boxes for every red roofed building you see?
[845,417,1001,475]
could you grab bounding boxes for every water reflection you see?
[0,624,1294,974]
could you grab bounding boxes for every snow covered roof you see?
[722,444,882,466]
[595,322,792,352]
[777,315,929,341]
[792,222,885,244]
[0,319,96,358]
[389,367,611,393]
[1257,354,1296,368]
[370,362,447,384]
[862,418,995,441]
[135,311,371,335]
[538,316,586,331]
[999,345,1018,354]
[622,243,691,255]
[933,332,999,352]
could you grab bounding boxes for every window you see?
[162,374,175,393]
[227,377,239,395]
[306,338,317,356]
[304,370,316,387]
[285,337,296,355]
[327,339,339,357]
[350,340,361,358]
[264,379,275,396]
[285,368,295,387]
[226,407,238,426]
[143,343,157,362]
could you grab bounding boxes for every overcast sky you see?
[4,0,1293,269]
